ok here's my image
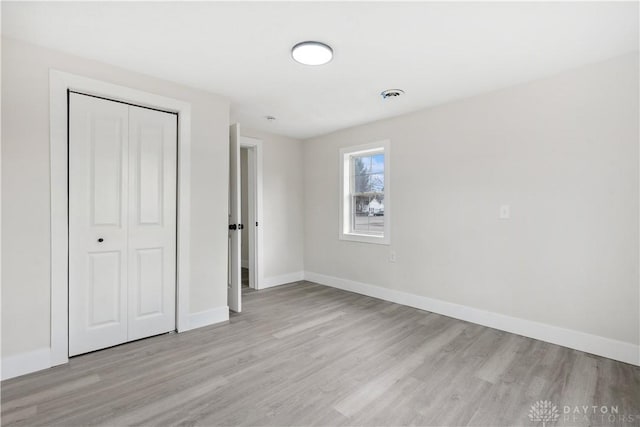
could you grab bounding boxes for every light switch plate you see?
[389,251,397,263]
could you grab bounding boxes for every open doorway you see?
[228,124,263,313]
[240,136,263,292]
[240,147,251,290]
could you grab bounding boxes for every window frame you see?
[339,140,391,245]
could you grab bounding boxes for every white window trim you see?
[339,140,391,245]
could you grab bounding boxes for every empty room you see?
[1,1,639,426]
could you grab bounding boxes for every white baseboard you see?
[304,271,640,366]
[2,307,230,380]
[261,271,305,289]
[5,277,635,382]
[2,348,52,380]
[186,306,229,331]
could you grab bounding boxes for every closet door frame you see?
[50,70,193,367]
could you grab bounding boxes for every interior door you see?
[228,123,242,312]
[69,94,130,356]
[127,105,177,341]
[69,93,177,356]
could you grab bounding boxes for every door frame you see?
[49,70,192,366]
[239,137,264,290]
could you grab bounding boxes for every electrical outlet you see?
[499,204,511,219]
[389,251,397,263]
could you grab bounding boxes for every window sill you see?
[339,232,390,245]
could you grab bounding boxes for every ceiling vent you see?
[381,89,405,99]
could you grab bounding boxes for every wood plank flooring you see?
[2,281,639,426]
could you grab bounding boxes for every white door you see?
[228,123,242,312]
[69,94,129,356]
[69,93,177,356]
[127,105,177,341]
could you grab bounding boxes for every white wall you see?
[240,128,305,283]
[1,37,230,360]
[303,53,639,354]
[2,33,636,374]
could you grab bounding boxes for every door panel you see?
[91,118,124,226]
[137,127,164,225]
[135,248,164,316]
[69,93,129,356]
[88,252,123,326]
[127,105,177,341]
[228,123,241,313]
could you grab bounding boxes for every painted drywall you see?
[241,148,249,268]
[303,53,639,347]
[1,37,230,359]
[240,128,305,281]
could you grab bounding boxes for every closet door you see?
[127,105,177,341]
[69,93,177,356]
[69,93,130,356]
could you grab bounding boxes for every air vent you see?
[381,89,405,99]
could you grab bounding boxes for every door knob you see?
[97,238,104,243]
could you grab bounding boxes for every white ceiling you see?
[2,1,638,139]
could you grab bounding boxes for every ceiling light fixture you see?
[381,89,405,99]
[291,41,333,66]
[265,115,276,121]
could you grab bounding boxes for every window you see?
[339,140,390,244]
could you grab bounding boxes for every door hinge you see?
[238,224,244,230]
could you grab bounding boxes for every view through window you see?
[351,152,384,235]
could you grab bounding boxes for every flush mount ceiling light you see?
[291,41,333,65]
[381,89,405,99]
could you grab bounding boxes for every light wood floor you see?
[2,281,639,426]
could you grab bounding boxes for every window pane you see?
[367,196,384,216]
[353,195,370,216]
[354,173,374,193]
[370,173,384,192]
[371,154,384,173]
[353,213,370,233]
[351,195,385,235]
[352,195,370,233]
[353,155,371,175]
[368,214,384,233]
[352,153,384,194]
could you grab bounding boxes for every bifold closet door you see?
[69,93,177,357]
[69,94,130,356]
[127,105,177,341]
